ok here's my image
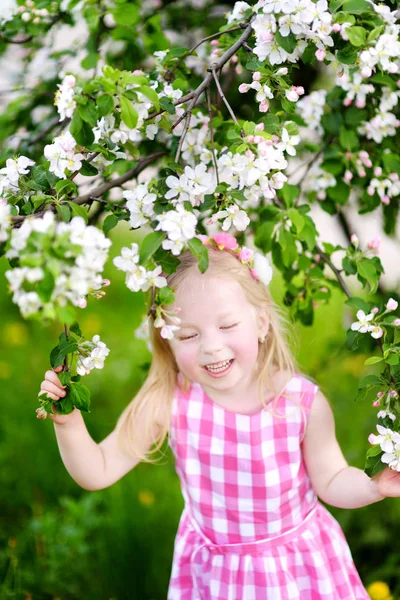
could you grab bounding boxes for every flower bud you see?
[372,307,379,314]
[381,195,390,205]
[252,71,261,81]
[239,83,249,93]
[374,167,382,177]
[394,318,400,326]
[210,39,219,47]
[276,67,288,76]
[372,400,380,407]
[390,390,398,398]
[377,392,384,398]
[350,233,359,247]
[315,49,326,61]
[332,23,341,32]
[386,298,399,311]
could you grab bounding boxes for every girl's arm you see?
[302,390,385,508]
[53,400,160,492]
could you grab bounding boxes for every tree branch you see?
[206,87,219,186]
[315,243,352,298]
[0,33,33,44]
[210,66,243,134]
[175,113,191,163]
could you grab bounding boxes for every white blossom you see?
[123,183,157,228]
[54,75,76,122]
[76,335,110,376]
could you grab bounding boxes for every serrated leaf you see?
[139,231,166,264]
[119,96,138,129]
[103,214,119,235]
[346,26,367,46]
[187,238,209,274]
[70,203,89,223]
[70,382,91,412]
[364,356,384,365]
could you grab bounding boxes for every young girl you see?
[39,236,398,599]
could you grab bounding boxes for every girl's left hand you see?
[373,467,400,498]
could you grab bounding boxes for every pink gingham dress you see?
[167,374,369,599]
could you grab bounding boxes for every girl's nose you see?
[201,335,224,356]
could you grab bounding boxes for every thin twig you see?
[175,113,192,163]
[147,91,195,121]
[172,24,246,73]
[206,87,219,186]
[168,21,254,132]
[315,243,352,298]
[0,33,33,44]
[70,152,100,180]
[210,66,244,135]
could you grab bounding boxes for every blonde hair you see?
[115,247,299,462]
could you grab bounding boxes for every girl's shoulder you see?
[273,369,318,396]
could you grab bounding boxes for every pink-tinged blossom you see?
[350,233,359,247]
[239,247,254,262]
[371,326,383,339]
[373,400,380,408]
[212,232,239,250]
[351,310,374,333]
[315,48,326,61]
[367,236,381,255]
[386,298,398,311]
[394,318,400,326]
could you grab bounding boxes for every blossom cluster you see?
[113,242,167,292]
[296,89,327,135]
[44,130,84,179]
[0,156,35,197]
[1,0,52,25]
[55,75,77,122]
[248,0,334,65]
[351,299,399,341]
[369,425,400,472]
[239,68,305,112]
[367,173,400,206]
[76,334,110,376]
[5,211,111,318]
[358,87,400,144]
[0,199,12,242]
[123,182,157,229]
[155,204,198,256]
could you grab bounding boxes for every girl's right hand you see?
[38,365,80,425]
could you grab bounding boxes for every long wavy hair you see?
[115,247,299,462]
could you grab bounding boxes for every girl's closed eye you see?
[178,323,239,342]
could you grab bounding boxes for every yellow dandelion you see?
[138,489,154,506]
[367,581,392,600]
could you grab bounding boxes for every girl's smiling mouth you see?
[202,358,234,376]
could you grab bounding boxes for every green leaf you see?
[112,4,139,26]
[153,248,180,275]
[287,208,305,233]
[342,256,357,275]
[157,286,175,306]
[56,204,71,223]
[139,231,166,264]
[364,450,386,478]
[255,221,276,253]
[138,85,160,109]
[386,355,400,366]
[336,46,359,65]
[119,96,138,129]
[70,113,95,146]
[301,43,316,65]
[358,374,381,389]
[79,160,98,177]
[275,31,297,54]
[103,214,119,235]
[70,203,89,223]
[339,126,359,150]
[364,356,384,365]
[54,392,75,415]
[281,184,299,208]
[341,0,371,12]
[81,52,99,70]
[187,238,209,274]
[55,180,77,196]
[278,229,298,267]
[70,382,91,412]
[346,26,367,46]
[97,94,114,117]
[58,371,71,386]
[159,96,176,115]
[357,260,378,294]
[70,322,82,337]
[78,100,98,128]
[345,297,370,312]
[382,154,400,173]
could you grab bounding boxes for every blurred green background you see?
[1,224,399,600]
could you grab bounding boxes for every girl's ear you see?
[257,308,269,339]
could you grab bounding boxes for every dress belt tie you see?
[188,502,319,598]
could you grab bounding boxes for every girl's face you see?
[168,272,269,396]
